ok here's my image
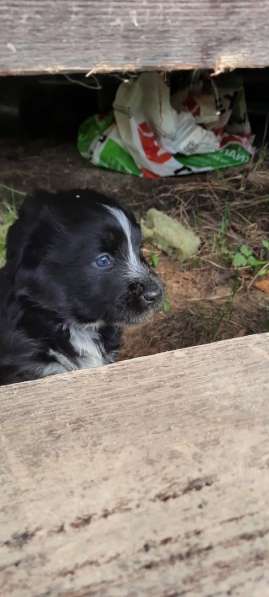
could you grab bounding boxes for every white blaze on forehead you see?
[104,205,146,276]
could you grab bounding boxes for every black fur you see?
[0,189,163,385]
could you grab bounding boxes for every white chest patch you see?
[69,322,105,369]
[45,322,106,377]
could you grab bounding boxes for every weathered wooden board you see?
[1,333,269,596]
[1,1,269,75]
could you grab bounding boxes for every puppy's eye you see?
[95,254,113,269]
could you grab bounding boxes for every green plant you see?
[262,240,269,251]
[214,205,232,262]
[162,297,172,313]
[232,243,269,273]
[149,252,160,268]
[0,185,25,266]
[0,201,18,266]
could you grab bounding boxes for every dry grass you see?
[122,154,269,358]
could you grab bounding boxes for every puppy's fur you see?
[0,190,163,385]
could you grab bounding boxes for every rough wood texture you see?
[1,1,269,74]
[1,334,269,596]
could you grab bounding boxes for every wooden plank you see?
[1,333,269,596]
[1,1,269,75]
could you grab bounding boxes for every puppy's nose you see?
[143,286,163,303]
[129,280,163,304]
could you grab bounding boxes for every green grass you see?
[149,252,160,268]
[213,204,232,263]
[0,185,25,266]
[213,205,269,278]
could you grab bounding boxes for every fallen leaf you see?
[254,277,269,294]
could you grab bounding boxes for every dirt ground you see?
[120,253,269,359]
[0,138,269,360]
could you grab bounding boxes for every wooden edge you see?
[1,333,269,597]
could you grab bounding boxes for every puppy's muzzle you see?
[129,276,164,308]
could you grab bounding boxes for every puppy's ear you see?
[5,191,57,274]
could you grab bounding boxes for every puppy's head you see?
[6,190,164,325]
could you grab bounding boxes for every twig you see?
[247,263,269,291]
[199,257,229,270]
[64,73,102,91]
[0,184,26,196]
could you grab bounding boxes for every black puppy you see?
[0,190,163,385]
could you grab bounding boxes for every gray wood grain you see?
[1,1,269,74]
[1,334,269,595]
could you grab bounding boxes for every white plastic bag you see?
[113,73,219,176]
[78,72,254,178]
